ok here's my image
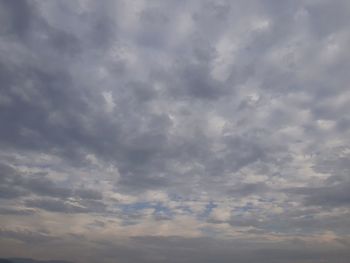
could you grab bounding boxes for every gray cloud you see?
[1,0,350,262]
[288,181,350,208]
[24,199,89,214]
[0,228,58,244]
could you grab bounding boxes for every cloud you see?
[1,0,350,262]
[288,181,350,207]
[0,228,59,244]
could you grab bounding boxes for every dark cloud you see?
[0,163,28,199]
[0,162,106,215]
[25,198,88,214]
[1,0,350,262]
[289,181,350,208]
[0,0,33,39]
[0,208,36,216]
[74,189,102,201]
[228,182,270,197]
[23,178,72,199]
[0,228,57,244]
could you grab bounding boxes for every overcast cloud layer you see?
[1,0,350,262]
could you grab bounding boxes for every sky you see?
[1,0,350,262]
